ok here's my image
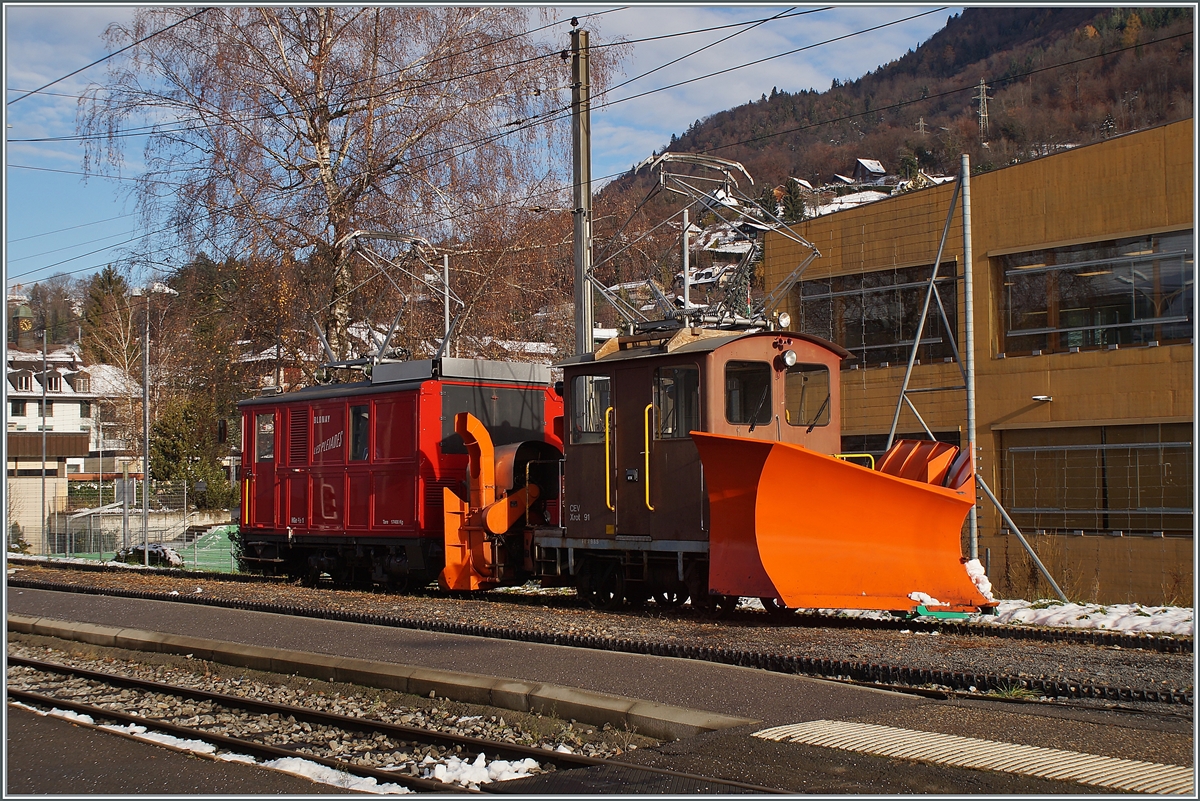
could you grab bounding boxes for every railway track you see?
[8,557,1191,653]
[6,656,778,794]
[9,569,1193,708]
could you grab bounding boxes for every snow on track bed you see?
[5,646,655,793]
[8,561,1193,708]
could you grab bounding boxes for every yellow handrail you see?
[834,452,875,470]
[644,403,655,511]
[604,406,614,510]
[242,478,251,525]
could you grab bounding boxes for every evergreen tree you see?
[782,181,807,224]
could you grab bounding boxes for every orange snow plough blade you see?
[692,432,992,613]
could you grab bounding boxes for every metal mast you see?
[975,78,991,138]
[961,153,979,559]
[571,23,594,355]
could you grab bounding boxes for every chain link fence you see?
[48,480,239,572]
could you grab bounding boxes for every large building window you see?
[797,262,958,367]
[1002,423,1192,537]
[1000,230,1193,354]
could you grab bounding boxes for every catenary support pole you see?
[681,209,690,323]
[40,327,47,554]
[443,254,451,341]
[961,154,979,560]
[121,460,130,550]
[142,292,150,567]
[571,25,594,355]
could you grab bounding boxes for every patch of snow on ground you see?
[7,552,156,570]
[48,708,94,725]
[216,753,257,765]
[737,596,1192,635]
[907,592,943,607]
[263,757,413,794]
[981,600,1193,636]
[428,752,541,787]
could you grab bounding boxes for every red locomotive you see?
[237,357,562,588]
[239,327,993,614]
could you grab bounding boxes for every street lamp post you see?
[134,282,178,566]
[40,325,47,554]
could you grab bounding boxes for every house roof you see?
[856,158,886,174]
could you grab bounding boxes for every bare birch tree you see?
[80,7,615,358]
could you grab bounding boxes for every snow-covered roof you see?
[704,239,754,255]
[790,177,813,190]
[856,158,885,175]
[833,174,854,185]
[706,188,740,209]
[812,190,889,216]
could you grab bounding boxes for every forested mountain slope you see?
[602,6,1192,200]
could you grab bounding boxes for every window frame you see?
[797,261,958,367]
[570,373,612,445]
[724,360,773,426]
[653,365,701,439]
[255,412,276,463]
[1000,231,1193,354]
[350,404,370,461]
[784,362,832,429]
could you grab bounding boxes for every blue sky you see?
[4,5,958,293]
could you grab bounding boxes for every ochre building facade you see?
[765,120,1193,605]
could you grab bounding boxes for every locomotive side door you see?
[562,369,616,538]
[249,409,278,526]
[614,360,705,541]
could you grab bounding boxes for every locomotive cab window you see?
[571,374,611,444]
[725,361,772,426]
[255,413,275,462]
[785,363,831,428]
[350,405,369,461]
[654,366,700,438]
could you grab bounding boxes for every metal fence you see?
[45,480,239,572]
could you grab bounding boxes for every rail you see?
[834,452,876,470]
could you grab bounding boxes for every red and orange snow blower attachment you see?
[440,412,541,591]
[692,432,995,614]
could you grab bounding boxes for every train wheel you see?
[653,583,688,608]
[578,561,624,610]
[697,593,738,618]
[760,597,794,620]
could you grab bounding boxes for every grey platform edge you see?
[7,614,757,742]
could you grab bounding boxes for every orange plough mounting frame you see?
[692,432,994,613]
[440,412,538,591]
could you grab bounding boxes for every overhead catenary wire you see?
[7,6,624,144]
[8,7,821,145]
[10,19,1188,290]
[6,7,213,106]
[8,5,899,284]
